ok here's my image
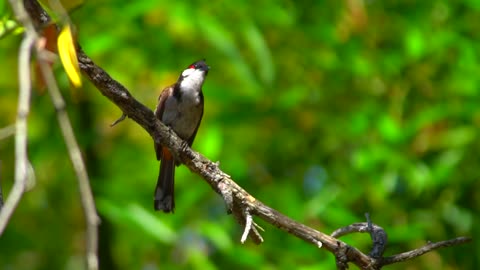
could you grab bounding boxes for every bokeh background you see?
[1,0,478,269]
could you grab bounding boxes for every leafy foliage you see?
[0,1,478,269]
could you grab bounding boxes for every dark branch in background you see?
[22,1,472,269]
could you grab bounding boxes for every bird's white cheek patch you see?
[182,68,194,77]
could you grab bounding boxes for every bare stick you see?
[37,51,100,270]
[0,125,16,140]
[240,208,253,243]
[381,237,471,266]
[110,113,127,126]
[331,222,372,238]
[0,0,36,235]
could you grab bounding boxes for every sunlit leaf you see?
[199,221,233,251]
[125,203,177,243]
[198,124,223,160]
[188,248,217,270]
[442,204,473,233]
[0,19,23,39]
[97,199,177,244]
[405,28,425,59]
[198,16,259,95]
[243,22,275,85]
[57,25,82,87]
[378,115,402,143]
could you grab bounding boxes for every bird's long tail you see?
[154,148,175,213]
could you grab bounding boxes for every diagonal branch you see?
[381,237,472,266]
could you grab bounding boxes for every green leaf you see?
[97,199,177,244]
[0,19,22,39]
[198,16,259,95]
[405,28,425,59]
[199,221,233,251]
[198,124,223,160]
[378,115,403,143]
[242,22,275,85]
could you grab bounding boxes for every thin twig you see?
[110,113,127,126]
[240,208,253,243]
[0,125,16,140]
[381,237,472,266]
[0,0,36,235]
[331,223,371,238]
[37,50,99,270]
[229,187,263,244]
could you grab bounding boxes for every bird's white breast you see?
[161,71,204,139]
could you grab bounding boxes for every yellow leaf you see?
[57,25,82,87]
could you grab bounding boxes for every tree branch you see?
[0,0,36,235]
[381,237,472,266]
[37,48,100,270]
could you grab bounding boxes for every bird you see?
[153,59,210,213]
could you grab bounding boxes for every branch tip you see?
[111,113,127,127]
[240,208,253,244]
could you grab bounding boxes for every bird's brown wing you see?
[154,85,174,160]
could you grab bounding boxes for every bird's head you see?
[178,59,210,89]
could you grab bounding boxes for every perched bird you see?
[153,59,210,213]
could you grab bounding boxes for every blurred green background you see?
[0,0,478,269]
